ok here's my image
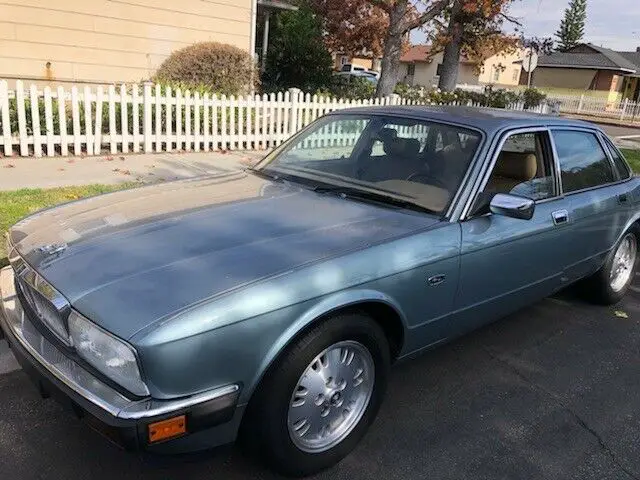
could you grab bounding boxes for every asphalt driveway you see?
[1,281,639,480]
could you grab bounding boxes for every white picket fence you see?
[548,94,640,123]
[0,80,552,158]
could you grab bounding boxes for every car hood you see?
[9,172,438,339]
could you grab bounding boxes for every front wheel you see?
[582,227,638,305]
[247,313,390,477]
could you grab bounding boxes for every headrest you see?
[383,137,421,157]
[377,128,398,141]
[495,152,537,181]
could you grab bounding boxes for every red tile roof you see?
[400,44,476,64]
[400,45,432,63]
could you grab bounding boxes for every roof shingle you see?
[537,44,638,73]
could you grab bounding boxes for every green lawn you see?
[0,183,139,266]
[621,149,640,174]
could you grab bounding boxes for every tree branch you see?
[499,11,522,26]
[403,0,451,32]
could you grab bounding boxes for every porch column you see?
[261,10,271,73]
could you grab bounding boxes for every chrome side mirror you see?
[490,193,535,220]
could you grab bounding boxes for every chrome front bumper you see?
[0,265,239,426]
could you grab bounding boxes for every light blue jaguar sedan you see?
[1,107,638,476]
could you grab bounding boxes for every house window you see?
[340,56,349,66]
[512,69,520,82]
[436,63,443,76]
[407,64,416,76]
[492,66,500,82]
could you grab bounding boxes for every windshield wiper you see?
[312,185,437,215]
[247,168,282,182]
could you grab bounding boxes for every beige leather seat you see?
[486,152,537,194]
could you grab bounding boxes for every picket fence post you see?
[43,86,54,156]
[15,81,27,156]
[120,84,129,154]
[165,86,173,153]
[155,84,162,153]
[577,94,585,113]
[132,84,140,153]
[0,80,12,156]
[94,86,104,155]
[620,98,629,121]
[143,82,152,153]
[30,84,42,158]
[288,88,300,136]
[108,85,117,155]
[57,86,68,156]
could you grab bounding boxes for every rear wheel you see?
[582,227,638,305]
[246,313,390,477]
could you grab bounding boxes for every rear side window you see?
[602,137,631,179]
[552,130,615,193]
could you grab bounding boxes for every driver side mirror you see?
[489,193,535,220]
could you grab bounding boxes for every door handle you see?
[618,193,628,204]
[552,209,569,225]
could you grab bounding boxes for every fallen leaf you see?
[3,164,15,168]
[220,149,228,155]
[121,169,131,175]
[57,168,65,171]
[119,156,125,161]
[112,168,120,172]
[614,310,629,319]
[105,156,114,161]
[67,159,75,164]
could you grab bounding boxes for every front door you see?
[451,128,571,336]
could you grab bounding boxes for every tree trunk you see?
[375,0,408,98]
[437,1,463,92]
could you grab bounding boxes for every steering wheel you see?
[406,172,449,190]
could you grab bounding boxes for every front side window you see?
[553,130,615,193]
[407,64,416,76]
[257,115,483,215]
[483,131,557,202]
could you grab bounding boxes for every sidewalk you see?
[0,150,266,191]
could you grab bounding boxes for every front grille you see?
[9,252,72,346]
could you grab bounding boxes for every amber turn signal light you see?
[148,415,187,443]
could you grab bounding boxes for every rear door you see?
[549,128,632,280]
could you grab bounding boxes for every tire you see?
[244,313,390,477]
[582,226,639,305]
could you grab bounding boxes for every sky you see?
[410,0,640,52]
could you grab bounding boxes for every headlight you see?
[68,310,149,397]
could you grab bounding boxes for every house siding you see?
[477,50,523,87]
[0,0,253,85]
[532,68,599,90]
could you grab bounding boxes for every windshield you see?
[255,114,483,215]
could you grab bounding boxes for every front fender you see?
[245,288,407,400]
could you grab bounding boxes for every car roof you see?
[329,105,600,135]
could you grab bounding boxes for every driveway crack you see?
[482,346,640,480]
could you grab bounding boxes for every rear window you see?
[552,130,616,193]
[603,137,631,180]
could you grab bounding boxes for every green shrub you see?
[521,87,547,109]
[153,42,256,96]
[317,76,376,100]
